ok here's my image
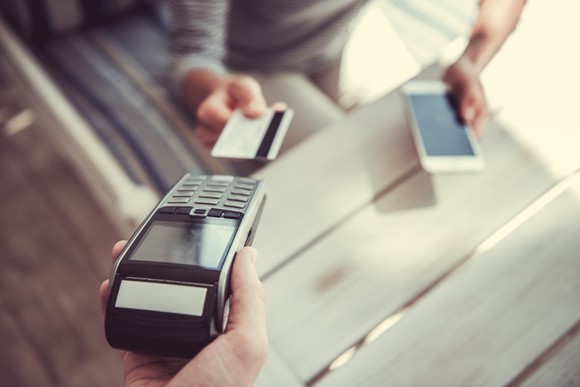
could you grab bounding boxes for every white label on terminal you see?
[115,280,207,316]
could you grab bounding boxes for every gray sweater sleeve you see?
[167,0,229,98]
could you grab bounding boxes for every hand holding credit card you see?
[211,108,294,160]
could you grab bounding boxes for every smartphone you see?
[105,174,266,358]
[401,80,484,173]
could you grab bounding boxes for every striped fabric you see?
[0,0,143,42]
[168,0,368,96]
[31,8,237,194]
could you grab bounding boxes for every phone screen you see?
[408,93,475,156]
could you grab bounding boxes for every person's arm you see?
[167,0,268,147]
[443,0,526,136]
[461,0,527,73]
[168,0,228,105]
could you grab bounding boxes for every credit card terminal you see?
[105,174,266,358]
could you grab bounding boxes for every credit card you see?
[211,108,294,160]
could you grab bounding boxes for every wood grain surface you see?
[0,61,124,385]
[260,114,562,381]
[317,177,580,386]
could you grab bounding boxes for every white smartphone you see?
[401,80,484,173]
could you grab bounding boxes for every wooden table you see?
[251,66,580,386]
[0,31,124,386]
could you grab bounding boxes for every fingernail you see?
[272,101,287,111]
[246,101,265,114]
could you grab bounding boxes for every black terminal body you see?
[105,174,266,358]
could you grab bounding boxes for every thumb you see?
[226,247,266,334]
[99,240,128,315]
[226,76,267,118]
[462,104,476,126]
[170,248,267,387]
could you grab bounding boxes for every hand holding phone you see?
[401,80,484,173]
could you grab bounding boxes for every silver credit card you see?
[211,108,294,160]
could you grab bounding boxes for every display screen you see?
[129,220,236,269]
[409,94,475,156]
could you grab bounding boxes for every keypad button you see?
[173,192,195,197]
[223,211,242,219]
[185,176,205,181]
[210,175,234,182]
[234,184,254,191]
[198,192,223,199]
[237,178,256,185]
[195,198,220,205]
[168,197,190,204]
[203,186,227,193]
[176,207,193,215]
[227,195,248,203]
[224,201,245,209]
[190,208,207,217]
[208,209,224,218]
[231,189,251,196]
[206,181,230,187]
[181,182,201,187]
[158,207,176,214]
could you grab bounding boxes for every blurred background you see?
[1,0,578,385]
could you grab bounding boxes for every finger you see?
[271,101,288,112]
[195,124,221,148]
[462,105,476,126]
[99,279,109,315]
[459,94,481,131]
[104,241,132,359]
[223,247,268,376]
[197,96,233,132]
[460,90,487,139]
[170,248,267,387]
[112,240,127,262]
[103,241,126,315]
[472,106,488,138]
[227,76,267,118]
[225,247,267,360]
[226,247,265,331]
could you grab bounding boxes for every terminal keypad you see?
[160,175,257,218]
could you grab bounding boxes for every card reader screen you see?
[409,94,475,156]
[129,221,235,269]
